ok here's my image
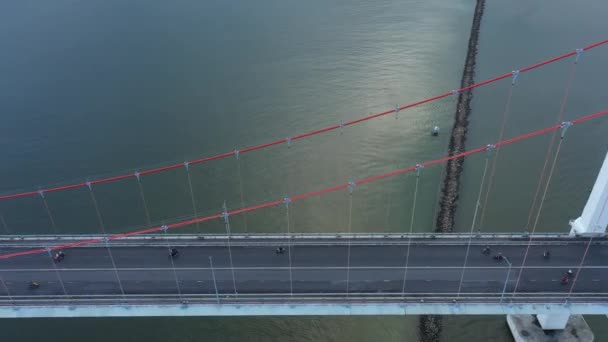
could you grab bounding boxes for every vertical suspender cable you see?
[209,256,220,304]
[134,172,152,226]
[284,136,295,297]
[0,275,13,303]
[87,182,126,298]
[39,191,57,233]
[478,73,518,229]
[457,149,492,297]
[384,162,396,231]
[184,163,200,232]
[345,182,355,296]
[567,237,594,301]
[513,123,570,295]
[222,202,238,294]
[235,151,248,233]
[525,57,580,231]
[567,143,603,300]
[0,213,9,234]
[284,198,294,296]
[401,166,422,296]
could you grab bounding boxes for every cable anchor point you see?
[38,190,45,198]
[234,149,240,160]
[511,70,520,85]
[395,105,400,120]
[575,48,584,64]
[286,137,292,148]
[451,89,459,99]
[415,164,424,177]
[221,211,230,224]
[339,120,345,134]
[347,181,357,194]
[134,171,141,181]
[283,197,292,208]
[85,181,92,191]
[486,144,496,155]
[560,121,573,139]
[160,225,169,233]
[183,161,190,172]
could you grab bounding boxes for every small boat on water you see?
[431,126,440,136]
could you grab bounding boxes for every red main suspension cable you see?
[2,109,607,260]
[0,39,606,202]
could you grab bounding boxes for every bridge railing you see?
[0,232,584,241]
[2,292,608,306]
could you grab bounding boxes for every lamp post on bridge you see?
[500,256,512,305]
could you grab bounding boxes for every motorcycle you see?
[561,270,573,285]
[53,251,65,263]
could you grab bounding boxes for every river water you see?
[0,0,607,340]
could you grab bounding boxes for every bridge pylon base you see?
[507,314,593,342]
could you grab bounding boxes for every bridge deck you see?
[0,235,606,310]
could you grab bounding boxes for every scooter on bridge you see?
[29,281,40,289]
[493,253,504,261]
[52,250,65,263]
[543,250,551,259]
[275,247,285,255]
[561,269,574,285]
[482,245,491,255]
[170,248,179,258]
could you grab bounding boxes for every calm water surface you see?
[0,0,607,340]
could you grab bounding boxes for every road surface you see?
[0,236,606,304]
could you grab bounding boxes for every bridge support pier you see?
[570,151,608,236]
[507,314,594,341]
[537,313,570,330]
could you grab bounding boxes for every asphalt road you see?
[0,237,606,302]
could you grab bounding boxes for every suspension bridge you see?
[1,39,608,339]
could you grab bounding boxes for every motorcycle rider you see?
[561,269,574,284]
